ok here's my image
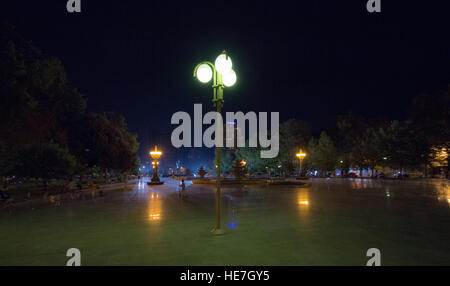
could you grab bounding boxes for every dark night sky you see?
[2,1,449,163]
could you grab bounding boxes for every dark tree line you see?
[0,24,139,184]
[218,87,449,178]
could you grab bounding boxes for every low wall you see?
[192,178,305,186]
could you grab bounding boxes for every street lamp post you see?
[194,51,237,236]
[149,146,163,185]
[296,149,307,176]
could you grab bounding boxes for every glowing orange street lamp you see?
[296,149,307,176]
[150,145,162,160]
[149,146,163,185]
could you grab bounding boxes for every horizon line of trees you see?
[215,86,449,178]
[0,23,139,186]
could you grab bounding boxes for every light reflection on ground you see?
[148,192,162,222]
[0,178,449,265]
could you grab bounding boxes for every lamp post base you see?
[147,181,164,186]
[211,228,225,236]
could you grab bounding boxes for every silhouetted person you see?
[179,179,186,199]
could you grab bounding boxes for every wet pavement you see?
[0,178,449,265]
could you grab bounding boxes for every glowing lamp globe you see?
[150,146,162,160]
[196,64,212,83]
[223,69,237,87]
[215,53,232,74]
[296,149,306,159]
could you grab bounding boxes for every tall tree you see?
[214,148,235,174]
[278,119,311,174]
[235,120,310,175]
[360,128,383,177]
[15,143,76,188]
[334,114,367,176]
[1,23,140,183]
[377,121,429,175]
[409,87,450,177]
[307,132,337,176]
[89,113,139,175]
[0,23,86,149]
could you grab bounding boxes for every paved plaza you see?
[0,178,449,265]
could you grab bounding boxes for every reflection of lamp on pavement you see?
[297,191,310,208]
[148,146,164,185]
[148,192,162,222]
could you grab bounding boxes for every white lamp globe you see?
[196,64,213,83]
[215,53,232,74]
[223,69,237,87]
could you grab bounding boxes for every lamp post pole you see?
[296,149,306,177]
[212,70,224,235]
[149,146,163,184]
[152,160,159,181]
[299,157,303,176]
[194,51,235,236]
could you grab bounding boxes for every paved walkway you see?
[0,178,449,265]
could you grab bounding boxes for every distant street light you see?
[149,146,163,184]
[194,51,237,236]
[296,149,307,176]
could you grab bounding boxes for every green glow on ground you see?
[0,178,449,265]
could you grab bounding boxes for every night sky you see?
[2,1,449,165]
